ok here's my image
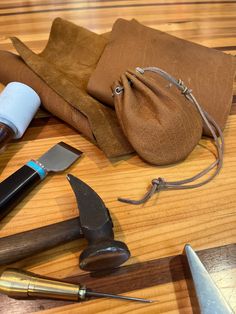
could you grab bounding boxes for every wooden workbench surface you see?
[0,1,235,313]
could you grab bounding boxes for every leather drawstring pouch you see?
[113,67,224,205]
[87,18,234,204]
[112,69,202,166]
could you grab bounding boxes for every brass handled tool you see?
[0,269,153,303]
[0,142,82,220]
[0,174,130,272]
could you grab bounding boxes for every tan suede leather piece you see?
[113,70,203,165]
[10,17,132,157]
[88,19,236,137]
[0,50,93,140]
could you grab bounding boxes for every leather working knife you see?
[0,142,82,220]
[185,244,233,314]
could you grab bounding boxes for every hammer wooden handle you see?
[0,217,83,266]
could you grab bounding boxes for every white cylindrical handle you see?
[0,82,41,138]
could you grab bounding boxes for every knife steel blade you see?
[0,142,83,220]
[38,142,82,172]
[185,244,233,314]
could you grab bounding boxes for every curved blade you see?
[67,174,111,230]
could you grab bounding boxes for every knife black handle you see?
[0,162,46,220]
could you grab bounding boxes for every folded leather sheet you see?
[88,19,236,137]
[8,18,133,157]
[0,51,93,141]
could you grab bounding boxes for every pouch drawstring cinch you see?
[113,67,224,205]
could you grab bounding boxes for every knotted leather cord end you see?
[136,67,145,74]
[118,178,166,205]
[177,79,192,96]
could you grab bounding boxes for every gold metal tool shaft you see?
[0,269,153,303]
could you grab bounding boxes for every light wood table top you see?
[0,1,235,313]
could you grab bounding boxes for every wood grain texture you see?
[0,1,235,313]
[0,244,235,314]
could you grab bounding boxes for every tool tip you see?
[184,243,192,253]
[129,297,155,303]
[67,173,76,182]
[184,243,194,256]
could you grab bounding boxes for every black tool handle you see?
[0,165,42,220]
[0,217,83,266]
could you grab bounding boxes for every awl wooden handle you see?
[0,217,83,266]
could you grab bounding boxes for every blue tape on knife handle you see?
[26,160,47,180]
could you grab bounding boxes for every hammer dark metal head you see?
[67,174,130,271]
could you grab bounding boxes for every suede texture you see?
[88,19,236,137]
[113,70,203,165]
[0,51,93,140]
[10,18,132,157]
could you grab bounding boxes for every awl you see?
[0,142,82,220]
[0,269,153,303]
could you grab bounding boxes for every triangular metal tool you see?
[185,244,233,314]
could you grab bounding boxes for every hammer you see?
[0,175,130,272]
